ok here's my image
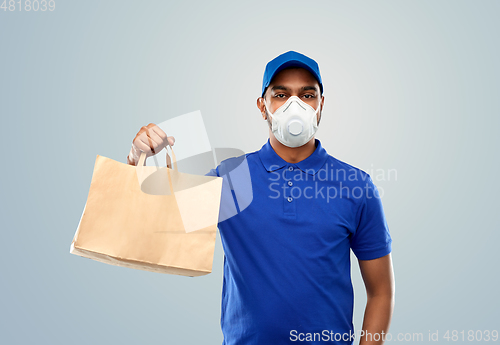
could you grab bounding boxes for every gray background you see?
[1,0,499,344]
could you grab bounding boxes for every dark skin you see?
[257,67,395,345]
[357,253,395,345]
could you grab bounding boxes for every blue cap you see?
[262,51,323,97]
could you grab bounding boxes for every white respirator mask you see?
[265,96,320,148]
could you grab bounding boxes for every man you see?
[127,51,394,345]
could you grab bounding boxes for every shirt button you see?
[287,197,293,202]
[288,181,293,186]
[288,166,293,171]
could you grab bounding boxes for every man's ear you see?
[257,97,267,120]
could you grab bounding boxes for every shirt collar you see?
[258,138,329,176]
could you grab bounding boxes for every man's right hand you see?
[127,123,175,166]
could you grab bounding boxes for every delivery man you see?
[126,51,395,345]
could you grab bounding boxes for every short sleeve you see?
[205,167,219,177]
[350,176,392,260]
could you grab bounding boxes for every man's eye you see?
[275,94,286,98]
[303,94,315,99]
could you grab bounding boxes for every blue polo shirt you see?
[206,139,392,345]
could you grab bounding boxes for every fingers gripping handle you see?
[137,143,178,171]
[135,143,178,195]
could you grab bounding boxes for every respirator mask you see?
[265,96,320,148]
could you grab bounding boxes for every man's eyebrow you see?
[271,85,289,91]
[301,86,318,92]
[271,85,319,92]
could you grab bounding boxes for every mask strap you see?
[263,99,273,118]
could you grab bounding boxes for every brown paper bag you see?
[70,147,223,277]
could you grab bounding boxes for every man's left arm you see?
[358,253,395,345]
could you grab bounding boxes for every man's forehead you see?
[269,67,319,91]
[269,67,320,87]
[270,84,319,92]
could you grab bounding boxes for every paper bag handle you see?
[137,143,178,171]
